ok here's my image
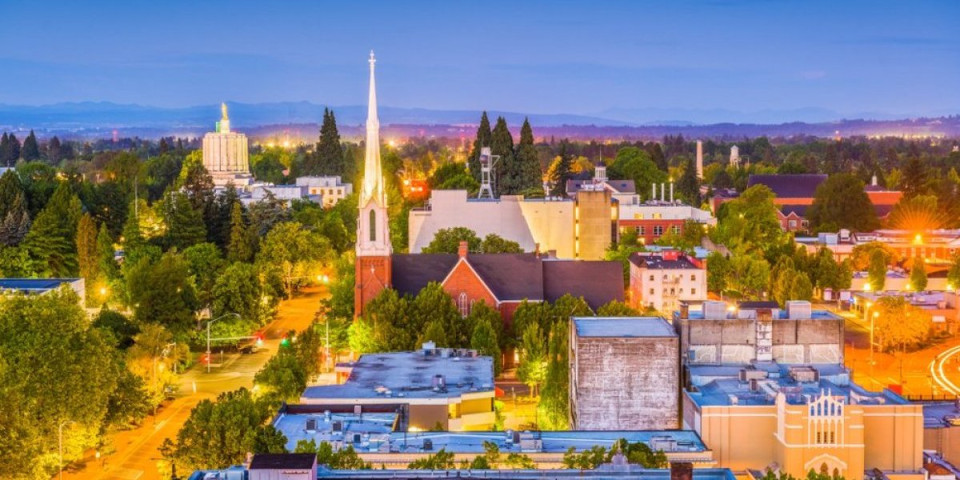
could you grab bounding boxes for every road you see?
[931,345,960,396]
[63,287,324,480]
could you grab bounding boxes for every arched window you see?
[458,292,469,317]
[369,209,376,242]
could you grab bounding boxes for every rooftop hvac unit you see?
[786,301,812,319]
[703,301,727,320]
[423,439,433,451]
[305,418,318,432]
[353,433,362,444]
[332,421,343,432]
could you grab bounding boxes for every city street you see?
[62,287,325,480]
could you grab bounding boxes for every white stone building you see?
[202,103,254,187]
[296,175,353,207]
[628,251,707,314]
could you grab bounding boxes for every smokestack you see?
[652,183,656,201]
[660,183,665,203]
[872,174,878,187]
[696,140,704,180]
[670,182,674,203]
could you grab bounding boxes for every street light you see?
[206,313,240,373]
[58,419,75,480]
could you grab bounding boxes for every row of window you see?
[649,287,696,296]
[649,274,698,282]
[634,225,681,236]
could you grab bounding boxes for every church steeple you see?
[354,51,392,317]
[361,51,386,209]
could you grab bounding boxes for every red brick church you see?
[354,52,624,326]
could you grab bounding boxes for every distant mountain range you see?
[0,101,956,139]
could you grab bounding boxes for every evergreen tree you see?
[676,156,700,204]
[211,184,240,249]
[470,317,502,375]
[910,257,928,291]
[515,118,544,195]
[868,249,887,291]
[76,213,100,299]
[316,108,344,176]
[0,133,9,166]
[7,133,20,164]
[159,138,170,155]
[548,141,573,198]
[900,156,927,199]
[46,136,63,164]
[489,117,515,195]
[227,201,253,263]
[0,193,30,246]
[0,169,25,219]
[22,182,83,276]
[21,130,40,161]
[467,112,492,184]
[162,190,207,250]
[646,143,668,171]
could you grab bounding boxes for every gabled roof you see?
[542,260,624,310]
[390,253,623,307]
[747,174,827,198]
[780,204,809,217]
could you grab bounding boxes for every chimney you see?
[679,302,690,320]
[458,241,469,258]
[534,243,541,258]
[671,462,693,480]
[652,183,656,201]
[670,182,674,203]
[660,183,665,202]
[871,174,878,187]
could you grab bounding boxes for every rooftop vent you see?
[305,418,318,432]
[423,439,433,451]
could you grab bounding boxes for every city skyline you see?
[0,1,958,123]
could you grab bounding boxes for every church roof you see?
[747,174,827,198]
[390,253,623,307]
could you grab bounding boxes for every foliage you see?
[212,262,264,326]
[873,296,929,352]
[182,242,226,311]
[408,448,456,470]
[161,190,207,250]
[466,112,492,185]
[22,182,83,276]
[254,349,307,402]
[126,251,199,336]
[165,388,283,470]
[471,315,502,375]
[92,308,139,349]
[807,174,879,232]
[0,290,123,479]
[596,300,641,316]
[608,146,667,202]
[480,233,523,253]
[422,227,481,253]
[867,249,887,291]
[909,257,928,291]
[256,221,330,296]
[295,440,371,469]
[547,141,574,197]
[76,213,100,302]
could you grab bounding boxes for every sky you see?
[0,0,958,122]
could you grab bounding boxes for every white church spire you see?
[361,50,385,207]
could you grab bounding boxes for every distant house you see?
[628,251,707,314]
[296,176,353,207]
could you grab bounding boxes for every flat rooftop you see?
[301,350,494,401]
[313,468,735,480]
[574,317,676,338]
[686,363,908,407]
[0,278,80,293]
[681,308,841,321]
[629,253,702,270]
[273,411,399,452]
[923,402,960,428]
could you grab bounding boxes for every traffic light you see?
[202,354,211,365]
[280,336,290,347]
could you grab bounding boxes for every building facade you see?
[628,251,707,314]
[569,317,680,430]
[674,301,844,365]
[296,175,353,208]
[683,363,924,479]
[202,103,253,187]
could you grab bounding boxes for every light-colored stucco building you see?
[683,363,924,480]
[202,103,254,188]
[629,251,707,314]
[296,176,353,207]
[408,189,613,260]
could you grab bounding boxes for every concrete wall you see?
[570,331,679,430]
[678,317,844,365]
[408,404,449,431]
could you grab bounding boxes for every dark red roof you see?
[390,253,623,308]
[747,174,827,198]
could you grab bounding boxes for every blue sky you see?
[0,0,957,121]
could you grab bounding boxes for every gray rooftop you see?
[301,350,494,401]
[273,411,399,451]
[574,317,676,338]
[0,278,80,293]
[923,402,960,428]
[686,363,909,407]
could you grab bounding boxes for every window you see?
[653,225,664,237]
[653,213,662,219]
[368,209,377,242]
[649,288,655,295]
[690,274,696,281]
[672,225,680,235]
[639,226,646,235]
[788,220,797,229]
[691,288,697,295]
[649,275,654,281]
[457,292,470,317]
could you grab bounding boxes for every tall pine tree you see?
[0,169,25,219]
[22,182,83,276]
[467,112,492,185]
[676,156,700,205]
[96,223,119,284]
[0,133,9,166]
[317,108,344,176]
[515,118,543,196]
[227,201,252,263]
[548,140,573,198]
[490,117,515,196]
[162,190,207,251]
[0,193,30,246]
[21,130,40,161]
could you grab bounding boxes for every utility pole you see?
[206,313,240,373]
